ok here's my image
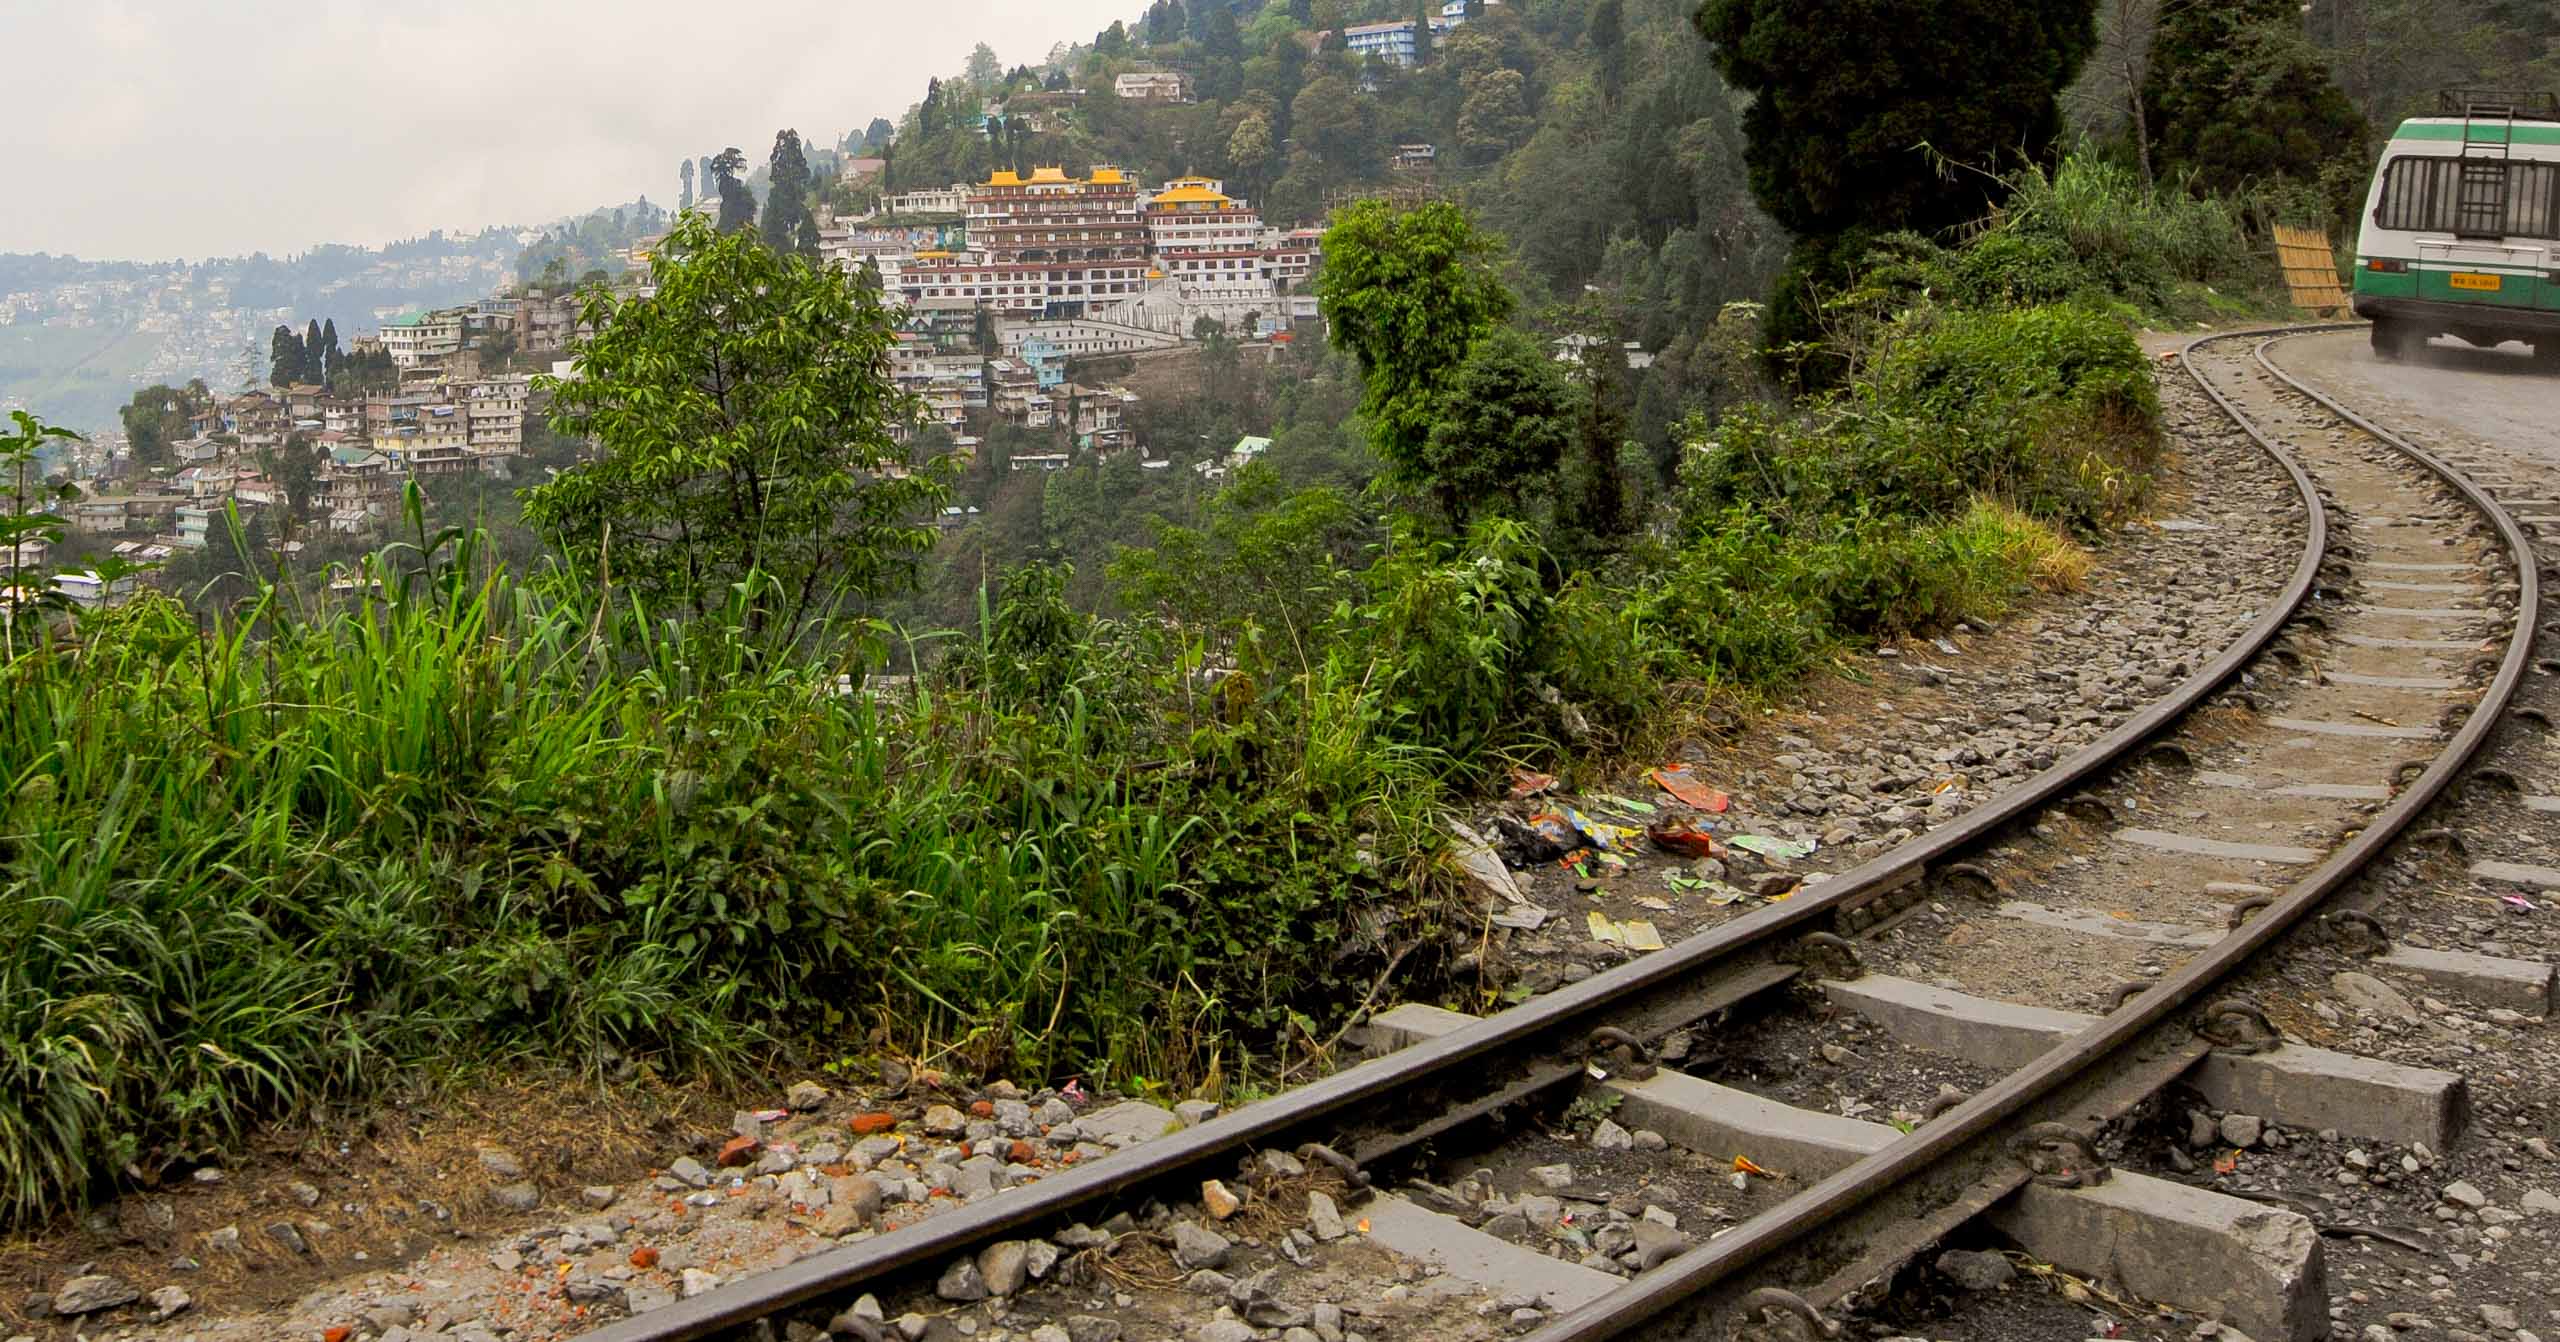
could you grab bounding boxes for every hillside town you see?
[31,157,1333,606]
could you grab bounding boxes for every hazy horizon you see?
[5,0,1134,263]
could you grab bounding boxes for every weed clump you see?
[1863,153,2275,324]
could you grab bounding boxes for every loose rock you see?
[51,1275,139,1316]
[1307,1191,1347,1241]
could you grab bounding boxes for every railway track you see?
[585,327,2542,1342]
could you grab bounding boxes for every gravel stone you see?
[978,1240,1030,1296]
[1171,1220,1232,1269]
[935,1256,988,1301]
[1936,1249,2017,1292]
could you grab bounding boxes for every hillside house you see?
[1113,70,1192,103]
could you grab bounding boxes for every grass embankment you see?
[0,160,2243,1228]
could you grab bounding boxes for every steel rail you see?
[582,326,2344,1342]
[1521,325,2540,1342]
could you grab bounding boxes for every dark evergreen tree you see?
[319,318,342,386]
[1290,0,1314,23]
[680,158,695,211]
[762,129,821,257]
[1099,20,1132,55]
[709,147,756,234]
[2144,0,2368,209]
[1589,0,1627,103]
[1694,0,2100,361]
[269,325,303,388]
[1202,5,1247,98]
[302,319,325,384]
[1566,342,1632,550]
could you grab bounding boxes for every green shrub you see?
[1862,154,2268,322]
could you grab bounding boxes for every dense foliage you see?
[2144,0,2370,213]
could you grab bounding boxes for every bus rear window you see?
[2375,155,2560,240]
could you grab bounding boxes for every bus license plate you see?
[2449,272,2502,292]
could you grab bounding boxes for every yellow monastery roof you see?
[1150,183,1234,206]
[1028,165,1073,184]
[1089,166,1129,185]
[988,170,1024,186]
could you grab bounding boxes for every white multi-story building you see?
[380,310,464,370]
[1344,19,1421,66]
[875,186,969,217]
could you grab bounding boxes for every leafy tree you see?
[966,42,1003,91]
[2144,0,2368,208]
[680,158,695,211]
[762,129,821,257]
[523,213,946,636]
[709,147,756,234]
[1099,20,1132,55]
[1226,109,1276,194]
[1315,200,1515,521]
[1695,0,2101,352]
[1457,69,1535,163]
[864,117,896,151]
[1417,328,1576,525]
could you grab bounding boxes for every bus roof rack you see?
[2438,89,2560,121]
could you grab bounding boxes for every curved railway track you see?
[584,327,2541,1342]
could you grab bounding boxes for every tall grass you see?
[0,500,1451,1227]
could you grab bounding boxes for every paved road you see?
[2272,328,2559,462]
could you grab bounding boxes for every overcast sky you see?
[5,0,1134,262]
